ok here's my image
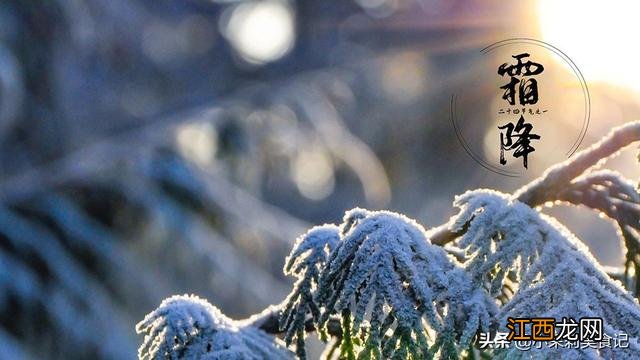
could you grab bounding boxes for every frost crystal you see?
[279,225,340,358]
[451,190,640,358]
[136,294,293,359]
[317,208,494,359]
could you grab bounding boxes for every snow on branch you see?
[315,208,494,359]
[279,225,340,358]
[555,169,640,296]
[136,121,640,359]
[432,121,640,247]
[136,295,293,359]
[515,121,640,207]
[450,190,640,358]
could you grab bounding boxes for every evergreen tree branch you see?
[514,121,640,206]
[258,121,640,340]
[432,120,640,246]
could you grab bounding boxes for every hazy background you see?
[1,0,639,358]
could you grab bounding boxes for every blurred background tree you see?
[1,0,639,358]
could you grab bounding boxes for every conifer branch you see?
[432,121,640,246]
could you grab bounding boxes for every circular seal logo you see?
[451,38,590,177]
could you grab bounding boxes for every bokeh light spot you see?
[223,0,295,65]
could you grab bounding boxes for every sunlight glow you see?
[224,0,295,65]
[538,0,640,92]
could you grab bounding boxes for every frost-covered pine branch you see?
[515,121,640,207]
[137,121,640,359]
[432,122,640,297]
[314,208,493,359]
[432,121,640,247]
[279,225,340,358]
[449,190,640,358]
[553,169,640,296]
[136,294,293,359]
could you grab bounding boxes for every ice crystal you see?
[316,208,494,359]
[136,294,293,359]
[451,190,640,358]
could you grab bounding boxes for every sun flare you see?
[538,0,640,92]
